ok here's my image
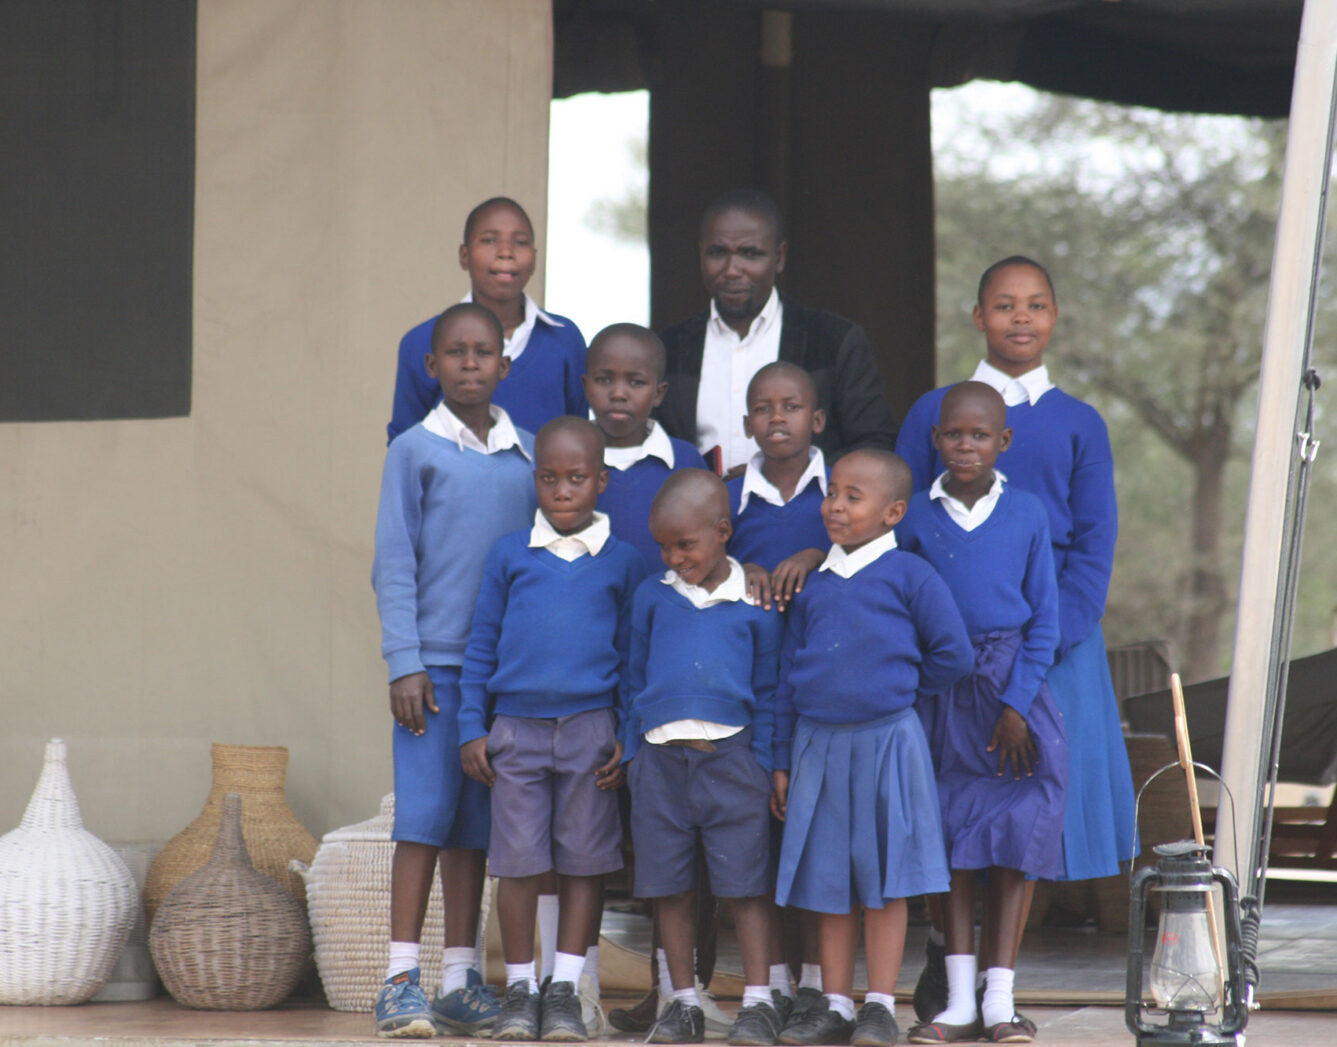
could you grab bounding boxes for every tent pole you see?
[1216,0,1337,895]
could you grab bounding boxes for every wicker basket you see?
[294,793,461,1012]
[0,738,137,1005]
[150,793,311,1010]
[144,744,316,927]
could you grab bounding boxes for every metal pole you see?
[1216,0,1337,892]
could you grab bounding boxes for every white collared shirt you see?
[462,292,563,364]
[930,471,1006,532]
[645,557,748,743]
[529,510,610,562]
[603,420,677,472]
[696,287,784,472]
[423,401,531,458]
[819,529,898,579]
[970,359,1053,407]
[738,446,826,511]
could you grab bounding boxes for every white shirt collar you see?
[819,529,898,579]
[970,359,1053,407]
[707,285,781,343]
[422,401,531,458]
[461,292,562,362]
[929,471,1006,532]
[529,510,610,560]
[738,446,826,511]
[603,420,676,472]
[661,557,748,608]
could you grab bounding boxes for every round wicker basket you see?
[143,744,316,927]
[150,793,311,1010]
[294,793,457,1012]
[0,739,137,1005]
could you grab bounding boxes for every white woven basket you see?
[0,739,137,1005]
[294,794,491,1012]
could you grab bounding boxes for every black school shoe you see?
[912,940,947,1023]
[540,981,588,1042]
[850,1002,898,1047]
[646,999,706,1044]
[729,1000,784,1046]
[779,997,854,1046]
[493,980,542,1041]
[791,986,823,1019]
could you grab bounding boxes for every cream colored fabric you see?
[0,0,554,841]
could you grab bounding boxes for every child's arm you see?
[620,588,652,764]
[749,613,783,773]
[911,569,975,696]
[458,542,511,786]
[769,548,825,611]
[387,325,439,444]
[893,391,940,492]
[1056,410,1118,655]
[597,554,646,791]
[562,321,591,418]
[770,609,803,820]
[996,512,1060,719]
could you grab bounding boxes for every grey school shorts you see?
[486,707,624,878]
[628,727,772,899]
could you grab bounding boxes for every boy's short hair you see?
[939,380,1007,428]
[650,468,730,524]
[700,188,785,244]
[835,447,913,505]
[463,196,533,242]
[587,323,667,381]
[430,301,503,353]
[535,415,606,463]
[976,255,1056,305]
[746,360,816,407]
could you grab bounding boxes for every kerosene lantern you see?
[1126,841,1249,1045]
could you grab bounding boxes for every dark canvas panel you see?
[1,0,195,421]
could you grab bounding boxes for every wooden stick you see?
[1171,672,1227,993]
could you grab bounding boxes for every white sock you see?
[506,961,538,994]
[933,954,978,1025]
[386,941,420,980]
[537,894,559,982]
[927,927,946,948]
[825,993,856,1022]
[583,944,600,983]
[657,948,674,998]
[799,963,823,991]
[552,951,585,987]
[743,985,771,1008]
[865,992,896,1016]
[441,946,475,995]
[981,967,1015,1027]
[769,963,795,998]
[673,985,703,1008]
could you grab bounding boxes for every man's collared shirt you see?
[696,287,784,472]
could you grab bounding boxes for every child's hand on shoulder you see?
[987,706,1037,780]
[595,739,626,791]
[770,548,825,611]
[460,738,496,787]
[770,769,790,821]
[744,562,777,610]
[389,671,437,736]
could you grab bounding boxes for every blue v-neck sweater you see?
[897,487,1059,717]
[459,532,647,746]
[597,438,708,570]
[725,476,830,571]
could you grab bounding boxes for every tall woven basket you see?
[295,794,473,1011]
[144,744,316,926]
[150,793,311,1010]
[0,738,137,1005]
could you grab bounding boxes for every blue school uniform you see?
[898,481,1068,879]
[598,423,707,571]
[896,370,1137,879]
[774,533,972,912]
[725,449,831,571]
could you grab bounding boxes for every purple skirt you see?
[918,630,1068,879]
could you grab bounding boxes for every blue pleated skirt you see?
[776,708,950,914]
[919,630,1067,879]
[1046,624,1139,880]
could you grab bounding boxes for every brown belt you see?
[659,738,717,753]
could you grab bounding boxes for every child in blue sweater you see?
[371,302,536,1038]
[586,323,708,570]
[627,470,786,1047]
[459,417,645,1043]
[388,196,588,441]
[897,383,1066,1045]
[772,449,972,1047]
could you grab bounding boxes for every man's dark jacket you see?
[654,295,899,460]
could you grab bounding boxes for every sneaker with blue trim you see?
[375,967,438,1038]
[431,968,502,1035]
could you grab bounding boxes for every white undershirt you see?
[695,288,784,472]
